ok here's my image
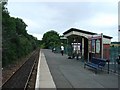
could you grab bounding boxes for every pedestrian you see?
[116,54,120,72]
[52,47,56,52]
[116,54,120,64]
[61,45,64,56]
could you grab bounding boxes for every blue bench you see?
[84,57,107,74]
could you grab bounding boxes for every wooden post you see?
[87,39,89,62]
[101,33,103,58]
[76,37,79,60]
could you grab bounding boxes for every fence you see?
[104,47,120,74]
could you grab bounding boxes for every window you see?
[92,40,95,53]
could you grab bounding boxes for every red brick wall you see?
[103,44,110,60]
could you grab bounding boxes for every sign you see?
[96,40,100,53]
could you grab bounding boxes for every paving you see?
[36,49,119,89]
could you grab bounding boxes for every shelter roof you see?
[63,28,112,39]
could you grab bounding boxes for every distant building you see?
[60,36,67,45]
[111,42,120,47]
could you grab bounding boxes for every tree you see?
[2,1,40,67]
[42,30,60,49]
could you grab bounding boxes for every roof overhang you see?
[63,28,112,39]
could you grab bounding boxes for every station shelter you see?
[63,28,112,61]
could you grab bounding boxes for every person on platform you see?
[116,54,120,64]
[61,45,64,56]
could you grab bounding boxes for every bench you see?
[84,57,107,74]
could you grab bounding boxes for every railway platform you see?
[35,49,119,89]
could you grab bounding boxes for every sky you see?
[7,0,119,42]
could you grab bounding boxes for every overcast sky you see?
[7,0,119,41]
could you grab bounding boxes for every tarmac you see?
[35,49,119,89]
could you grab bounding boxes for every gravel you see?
[2,49,39,89]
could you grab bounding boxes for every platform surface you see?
[35,49,119,89]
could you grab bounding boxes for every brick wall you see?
[103,44,110,60]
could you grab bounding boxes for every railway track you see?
[2,49,40,90]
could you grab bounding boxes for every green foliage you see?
[2,1,40,67]
[42,30,60,49]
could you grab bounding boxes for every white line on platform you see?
[35,50,56,89]
[35,50,41,89]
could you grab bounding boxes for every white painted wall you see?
[103,37,111,44]
[64,31,74,37]
[73,31,92,38]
